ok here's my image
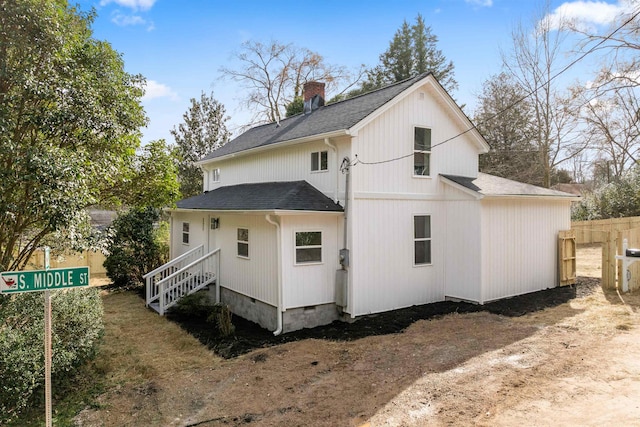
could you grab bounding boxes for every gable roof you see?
[175,181,343,212]
[200,72,460,163]
[441,173,580,200]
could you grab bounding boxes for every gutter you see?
[265,214,283,336]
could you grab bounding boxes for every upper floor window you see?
[295,231,322,264]
[311,151,328,172]
[182,222,190,245]
[211,168,220,183]
[414,215,431,265]
[237,228,249,258]
[413,127,431,176]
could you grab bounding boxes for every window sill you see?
[294,261,324,266]
[310,170,329,174]
[413,263,433,267]
[237,255,250,260]
[412,175,432,179]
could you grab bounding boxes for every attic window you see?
[413,127,431,177]
[311,151,328,172]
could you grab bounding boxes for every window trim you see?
[294,230,323,265]
[237,227,249,259]
[413,126,432,178]
[311,150,329,173]
[182,222,190,245]
[413,214,432,266]
[211,168,220,183]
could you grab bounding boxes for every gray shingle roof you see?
[441,173,578,198]
[200,73,432,162]
[176,181,343,212]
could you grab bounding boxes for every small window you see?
[237,228,249,258]
[413,127,431,176]
[311,151,328,172]
[182,222,190,245]
[414,215,431,265]
[211,168,220,183]
[295,231,322,264]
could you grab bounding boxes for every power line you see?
[354,6,640,167]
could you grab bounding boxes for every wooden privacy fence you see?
[572,216,640,244]
[26,250,107,278]
[601,227,640,291]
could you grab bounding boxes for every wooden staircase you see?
[144,245,220,315]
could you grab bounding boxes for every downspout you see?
[324,137,339,203]
[265,214,283,336]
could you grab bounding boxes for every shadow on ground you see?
[168,278,596,359]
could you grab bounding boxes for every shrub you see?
[169,293,235,336]
[104,207,169,288]
[0,288,104,424]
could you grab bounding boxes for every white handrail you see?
[156,248,220,287]
[143,244,203,279]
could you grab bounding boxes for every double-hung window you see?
[237,228,249,258]
[413,127,431,176]
[414,215,431,265]
[211,168,220,183]
[182,222,190,245]
[295,231,322,264]
[311,151,328,172]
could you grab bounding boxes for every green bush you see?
[104,207,169,288]
[0,288,104,424]
[572,166,640,221]
[169,293,235,336]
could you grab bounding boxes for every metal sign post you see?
[0,247,89,427]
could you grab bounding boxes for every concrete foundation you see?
[216,287,341,333]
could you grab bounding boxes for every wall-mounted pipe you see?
[265,214,283,336]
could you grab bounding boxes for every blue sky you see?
[76,0,631,144]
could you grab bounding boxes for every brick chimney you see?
[303,81,325,102]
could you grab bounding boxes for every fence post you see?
[602,231,616,290]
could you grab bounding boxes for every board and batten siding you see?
[280,215,341,310]
[351,84,479,197]
[443,200,482,302]
[348,198,446,317]
[170,212,278,306]
[480,199,572,303]
[202,136,351,203]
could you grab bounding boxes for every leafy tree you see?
[572,165,640,220]
[352,14,457,96]
[0,0,163,271]
[285,96,304,117]
[475,72,542,185]
[171,91,230,197]
[220,40,350,124]
[104,207,169,288]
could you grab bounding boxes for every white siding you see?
[351,84,480,197]
[170,212,278,305]
[349,198,446,316]
[280,215,341,309]
[202,136,351,203]
[443,200,482,302]
[480,199,572,303]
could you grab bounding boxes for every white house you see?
[145,73,578,335]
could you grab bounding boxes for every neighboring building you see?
[146,73,578,334]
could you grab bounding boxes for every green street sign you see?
[0,267,90,294]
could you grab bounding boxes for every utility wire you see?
[354,6,640,167]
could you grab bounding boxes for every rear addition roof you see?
[441,173,580,199]
[175,181,343,212]
[200,73,432,162]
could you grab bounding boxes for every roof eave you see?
[196,129,351,166]
[481,194,581,201]
[167,208,343,215]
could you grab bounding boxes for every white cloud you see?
[100,0,156,12]
[465,0,493,7]
[110,10,155,31]
[143,80,179,101]
[543,1,630,31]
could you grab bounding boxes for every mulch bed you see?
[167,277,598,359]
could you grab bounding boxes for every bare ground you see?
[74,244,640,426]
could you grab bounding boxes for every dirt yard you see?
[73,244,640,426]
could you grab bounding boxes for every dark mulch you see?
[167,277,597,359]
